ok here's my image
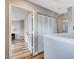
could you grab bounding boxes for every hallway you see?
[12,39,44,59]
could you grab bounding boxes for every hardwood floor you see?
[12,39,44,59]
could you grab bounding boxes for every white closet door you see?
[50,17,57,33]
[48,17,51,33]
[43,16,49,34]
[37,14,44,53]
[33,13,57,55]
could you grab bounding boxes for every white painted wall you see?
[11,20,24,38]
[11,21,20,36]
[20,20,24,37]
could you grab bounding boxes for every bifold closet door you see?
[43,16,57,34]
[49,17,57,33]
[43,16,49,34]
[37,14,57,53]
[33,14,44,55]
[33,13,57,55]
[37,14,44,53]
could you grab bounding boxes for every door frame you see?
[9,4,35,59]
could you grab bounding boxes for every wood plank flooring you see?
[12,39,44,59]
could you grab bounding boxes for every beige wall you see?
[56,15,64,33]
[5,0,9,59]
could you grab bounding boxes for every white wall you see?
[20,20,24,37]
[11,21,20,34]
[11,20,24,38]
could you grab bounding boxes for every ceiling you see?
[27,0,74,14]
[11,6,30,21]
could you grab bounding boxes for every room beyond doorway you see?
[10,5,34,59]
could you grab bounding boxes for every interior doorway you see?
[10,5,34,59]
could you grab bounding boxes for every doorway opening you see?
[11,5,34,59]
